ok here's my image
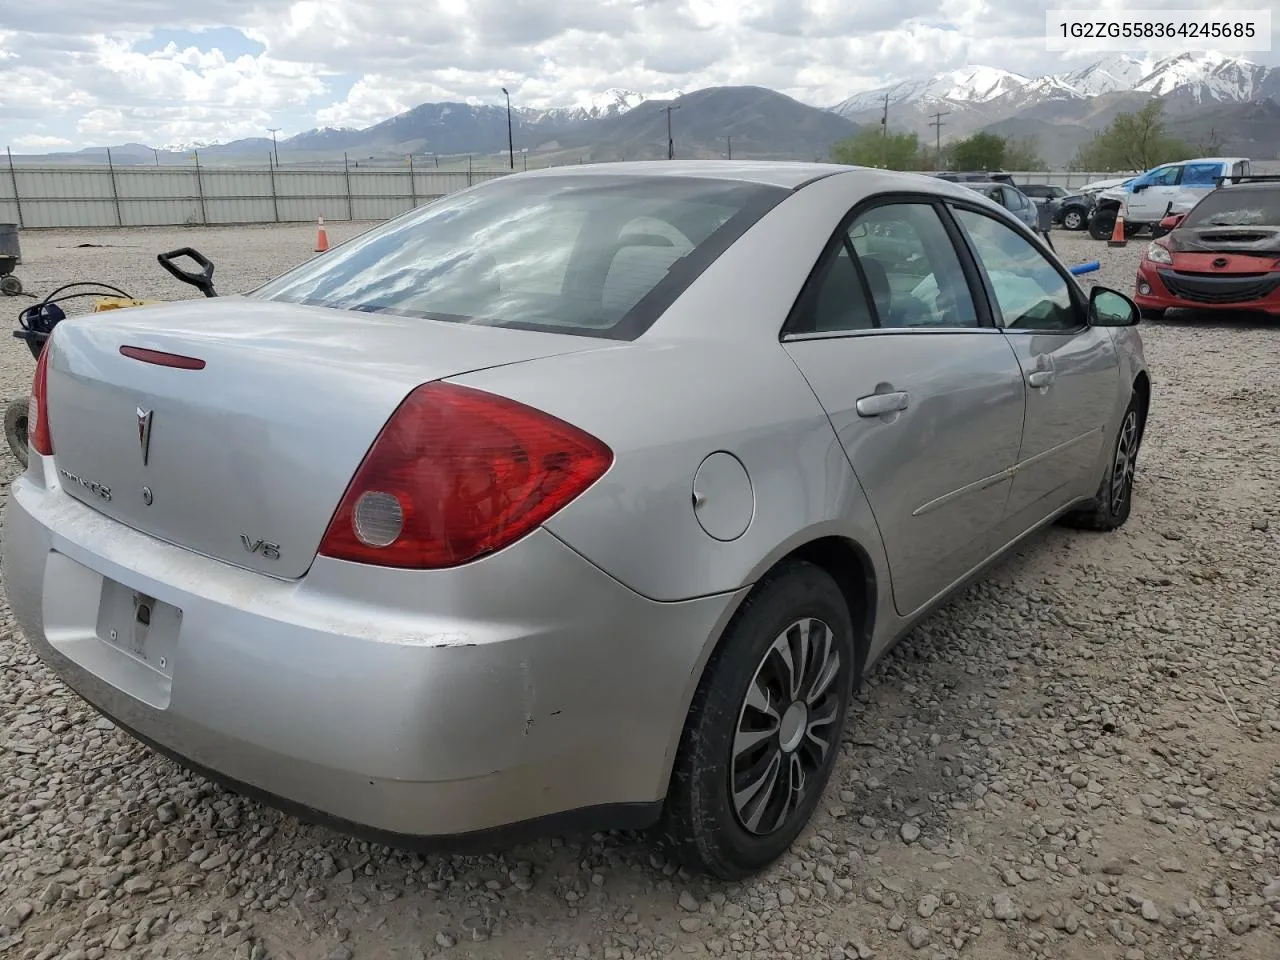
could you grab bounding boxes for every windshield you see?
[250,175,788,340]
[1182,188,1280,228]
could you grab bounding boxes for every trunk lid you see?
[43,296,606,579]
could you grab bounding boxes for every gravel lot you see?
[1,223,1277,960]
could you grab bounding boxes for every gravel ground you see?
[1,224,1278,960]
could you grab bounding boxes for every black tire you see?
[5,397,30,469]
[0,275,21,296]
[1088,210,1116,241]
[1061,392,1144,532]
[1062,209,1085,231]
[1139,307,1166,321]
[655,560,856,880]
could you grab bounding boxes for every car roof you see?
[513,159,852,189]
[508,161,1014,203]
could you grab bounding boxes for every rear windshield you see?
[1183,187,1280,228]
[249,175,788,340]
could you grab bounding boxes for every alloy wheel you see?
[731,618,843,836]
[1111,409,1138,514]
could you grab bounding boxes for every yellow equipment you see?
[92,297,160,312]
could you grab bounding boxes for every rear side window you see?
[849,203,980,329]
[250,175,788,340]
[1182,163,1224,187]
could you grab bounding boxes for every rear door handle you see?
[1027,370,1055,389]
[856,391,910,417]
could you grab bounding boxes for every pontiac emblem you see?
[1212,257,1228,269]
[137,407,153,466]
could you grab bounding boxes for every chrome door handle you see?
[1027,370,1055,389]
[856,391,910,417]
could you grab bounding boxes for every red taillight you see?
[29,343,53,457]
[318,382,613,569]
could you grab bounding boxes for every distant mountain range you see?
[832,52,1280,164]
[14,53,1280,170]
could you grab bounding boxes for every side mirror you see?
[1131,183,1148,193]
[1088,286,1140,327]
[1159,213,1184,230]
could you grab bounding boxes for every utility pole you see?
[725,135,732,160]
[881,93,890,168]
[929,111,949,170]
[665,104,680,160]
[267,127,280,167]
[501,88,514,170]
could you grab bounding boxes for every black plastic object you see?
[157,247,218,298]
[14,300,66,360]
[12,280,135,360]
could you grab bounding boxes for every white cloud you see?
[14,134,73,148]
[0,0,1274,150]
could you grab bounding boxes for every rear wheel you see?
[1061,393,1143,532]
[5,397,30,469]
[656,561,855,880]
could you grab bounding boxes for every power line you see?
[928,111,950,169]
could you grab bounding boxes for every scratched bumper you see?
[2,461,738,838]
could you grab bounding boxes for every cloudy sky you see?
[1,0,1275,151]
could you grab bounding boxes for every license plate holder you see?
[95,579,181,679]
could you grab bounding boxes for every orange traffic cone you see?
[1107,212,1127,248]
[314,216,329,253]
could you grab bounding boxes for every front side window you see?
[953,208,1080,332]
[250,175,787,340]
[1141,166,1182,188]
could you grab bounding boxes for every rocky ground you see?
[0,224,1276,960]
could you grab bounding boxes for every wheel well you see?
[783,536,876,684]
[1094,199,1120,213]
[1132,371,1151,444]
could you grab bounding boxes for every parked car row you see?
[929,158,1259,248]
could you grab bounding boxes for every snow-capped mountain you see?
[525,89,683,124]
[1133,51,1272,102]
[1060,55,1160,96]
[833,66,1031,115]
[562,89,650,120]
[831,52,1275,119]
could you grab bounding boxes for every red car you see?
[1134,179,1280,319]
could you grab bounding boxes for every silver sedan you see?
[2,161,1150,880]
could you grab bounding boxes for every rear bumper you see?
[2,461,743,842]
[1134,262,1280,315]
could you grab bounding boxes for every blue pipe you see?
[1070,261,1100,276]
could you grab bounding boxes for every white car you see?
[1090,158,1252,238]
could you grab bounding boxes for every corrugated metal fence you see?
[0,163,509,229]
[0,163,1154,230]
